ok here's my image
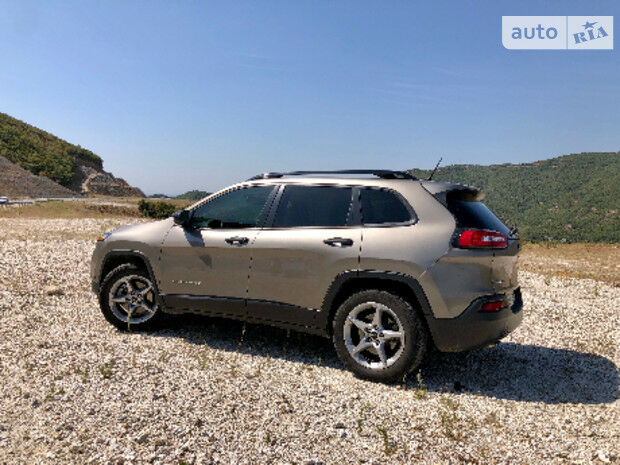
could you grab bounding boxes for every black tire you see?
[332,290,428,383]
[99,263,165,331]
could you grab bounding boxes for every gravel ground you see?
[0,219,618,465]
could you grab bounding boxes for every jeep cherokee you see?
[91,170,522,383]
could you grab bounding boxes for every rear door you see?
[357,186,425,275]
[247,184,361,326]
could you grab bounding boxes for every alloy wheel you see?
[343,301,406,370]
[108,274,158,326]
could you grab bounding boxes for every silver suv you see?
[91,170,522,383]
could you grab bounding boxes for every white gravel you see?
[0,219,618,464]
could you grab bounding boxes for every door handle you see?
[323,237,354,247]
[225,236,249,246]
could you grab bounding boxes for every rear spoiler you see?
[419,181,484,205]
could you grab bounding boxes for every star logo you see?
[582,21,598,29]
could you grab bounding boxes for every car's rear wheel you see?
[332,290,428,383]
[99,264,164,331]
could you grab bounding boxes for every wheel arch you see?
[99,250,158,288]
[319,271,434,337]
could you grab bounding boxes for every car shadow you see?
[150,315,619,405]
[422,343,619,405]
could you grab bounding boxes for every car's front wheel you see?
[332,290,428,383]
[99,264,164,331]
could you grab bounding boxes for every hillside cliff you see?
[0,156,76,198]
[0,112,143,197]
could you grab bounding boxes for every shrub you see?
[138,199,177,219]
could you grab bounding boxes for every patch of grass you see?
[476,443,490,463]
[195,332,212,370]
[97,360,115,379]
[357,402,372,434]
[44,385,66,401]
[439,397,466,442]
[414,370,427,399]
[237,323,246,351]
[264,431,275,445]
[281,329,291,356]
[75,363,90,383]
[196,353,209,371]
[0,200,141,218]
[483,411,501,429]
[375,425,396,456]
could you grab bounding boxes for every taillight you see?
[457,229,508,248]
[481,300,505,312]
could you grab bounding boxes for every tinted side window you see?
[361,188,412,225]
[273,186,352,227]
[191,186,273,229]
[446,198,510,235]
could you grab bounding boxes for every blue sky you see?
[1,1,618,195]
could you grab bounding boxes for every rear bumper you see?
[426,287,523,352]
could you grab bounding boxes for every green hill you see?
[176,190,211,201]
[409,152,619,243]
[0,112,102,188]
[0,112,144,197]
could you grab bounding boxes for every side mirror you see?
[172,209,191,226]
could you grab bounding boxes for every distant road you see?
[2,197,100,206]
[3,197,76,206]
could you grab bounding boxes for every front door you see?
[159,185,275,317]
[247,184,361,326]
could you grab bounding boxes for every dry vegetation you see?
[0,201,140,219]
[0,198,192,220]
[520,242,620,286]
[0,216,618,464]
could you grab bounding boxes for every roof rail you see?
[246,169,417,181]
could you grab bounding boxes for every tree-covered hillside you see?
[409,152,619,242]
[176,190,211,201]
[0,112,102,188]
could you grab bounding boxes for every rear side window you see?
[361,188,412,225]
[273,186,352,227]
[447,198,510,235]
